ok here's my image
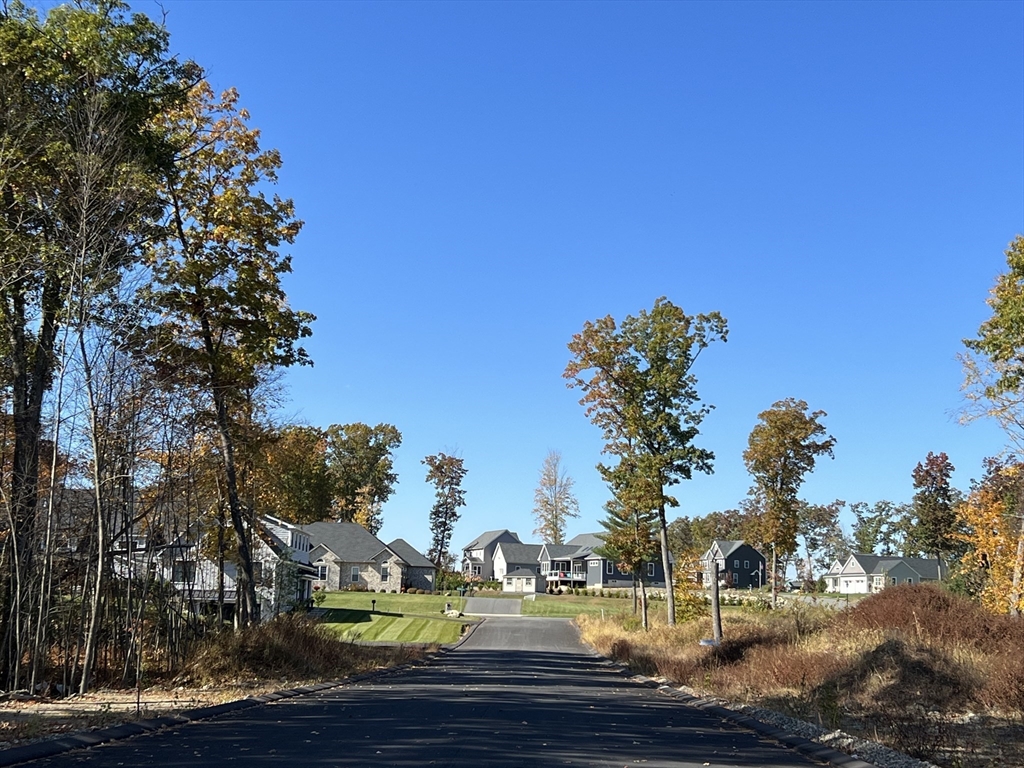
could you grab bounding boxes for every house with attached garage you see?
[824,553,941,594]
[303,522,436,593]
[700,540,767,590]
[493,542,543,580]
[461,529,522,580]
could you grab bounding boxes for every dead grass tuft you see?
[182,613,426,686]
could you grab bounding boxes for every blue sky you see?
[145,0,1023,554]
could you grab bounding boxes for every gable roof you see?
[387,538,435,569]
[302,522,387,563]
[712,540,747,558]
[844,553,940,580]
[496,542,542,564]
[541,544,582,560]
[566,532,604,556]
[505,567,539,578]
[463,529,520,551]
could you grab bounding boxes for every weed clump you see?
[183,613,423,686]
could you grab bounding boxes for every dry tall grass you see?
[182,613,428,686]
[577,585,1024,767]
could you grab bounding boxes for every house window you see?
[589,560,598,567]
[316,564,328,580]
[734,559,740,568]
[744,560,749,569]
[172,560,195,583]
[647,562,655,577]
[890,577,897,586]
[606,561,614,575]
[536,566,542,574]
[381,563,390,582]
[906,577,913,584]
[351,566,360,583]
[472,565,482,576]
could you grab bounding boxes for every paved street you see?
[25,618,826,767]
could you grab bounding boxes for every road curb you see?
[0,664,417,767]
[611,668,883,768]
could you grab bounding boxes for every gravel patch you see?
[667,681,940,768]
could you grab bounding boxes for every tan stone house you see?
[303,522,435,593]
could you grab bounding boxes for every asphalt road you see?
[26,618,827,767]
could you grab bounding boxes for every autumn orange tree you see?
[144,82,314,627]
[955,458,1024,615]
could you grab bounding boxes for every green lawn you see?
[317,592,466,644]
[520,593,659,617]
[320,591,465,615]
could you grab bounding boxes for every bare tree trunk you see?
[771,545,778,610]
[638,576,648,631]
[657,502,675,626]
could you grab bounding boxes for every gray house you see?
[701,540,767,590]
[538,533,668,591]
[824,554,940,594]
[462,529,522,580]
[304,522,435,593]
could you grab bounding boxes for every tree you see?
[144,83,313,626]
[423,453,467,574]
[254,425,335,524]
[0,0,192,687]
[326,423,402,534]
[955,457,1024,614]
[962,235,1024,616]
[532,450,580,545]
[795,499,849,588]
[909,452,961,574]
[743,398,836,606]
[597,495,658,629]
[565,297,727,625]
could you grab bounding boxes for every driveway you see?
[462,596,521,615]
[23,618,828,767]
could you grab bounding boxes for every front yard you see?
[317,592,467,644]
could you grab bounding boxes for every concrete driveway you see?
[462,596,521,615]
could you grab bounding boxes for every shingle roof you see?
[386,538,435,569]
[542,544,581,559]
[463,529,520,551]
[496,542,542,565]
[302,522,387,562]
[712,540,746,558]
[505,567,539,578]
[566,532,604,556]
[846,554,940,580]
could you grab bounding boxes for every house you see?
[539,533,669,591]
[824,554,941,594]
[502,567,543,594]
[461,529,522,580]
[700,540,767,590]
[493,541,543,580]
[303,521,435,593]
[156,514,316,622]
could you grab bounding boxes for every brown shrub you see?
[843,585,1022,652]
[979,651,1024,713]
[183,613,423,685]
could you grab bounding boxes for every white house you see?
[824,554,941,594]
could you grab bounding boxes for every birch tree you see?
[532,450,579,545]
[962,234,1024,616]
